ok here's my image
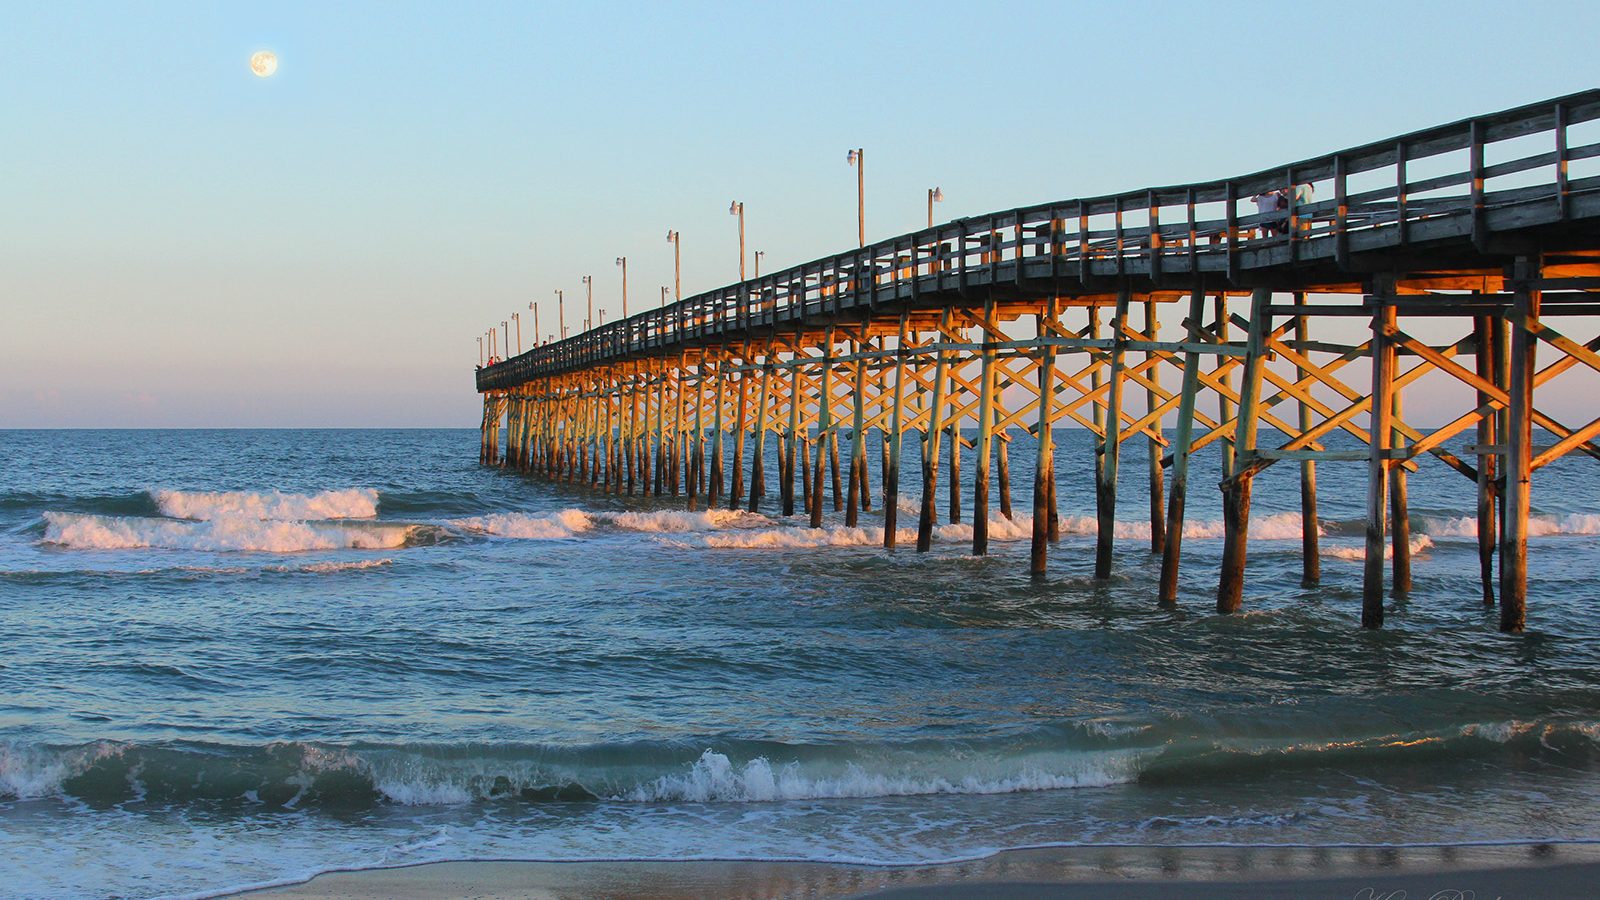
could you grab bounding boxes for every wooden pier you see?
[476,91,1600,631]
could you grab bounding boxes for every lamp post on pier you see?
[755,250,766,277]
[512,312,521,354]
[501,322,508,359]
[729,201,745,281]
[529,301,539,347]
[928,186,944,227]
[665,230,681,300]
[477,336,483,367]
[555,289,566,339]
[847,148,864,246]
[615,257,628,318]
[582,274,594,331]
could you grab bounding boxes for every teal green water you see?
[2,428,1598,898]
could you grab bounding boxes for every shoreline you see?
[246,841,1600,898]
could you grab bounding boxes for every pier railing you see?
[480,89,1600,391]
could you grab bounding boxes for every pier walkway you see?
[476,90,1600,631]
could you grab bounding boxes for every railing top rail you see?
[479,88,1600,389]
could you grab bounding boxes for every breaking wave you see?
[1416,513,1600,538]
[151,488,379,521]
[451,508,773,540]
[5,717,1596,809]
[673,511,1316,550]
[41,512,416,552]
[1323,535,1435,561]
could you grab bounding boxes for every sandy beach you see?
[250,842,1600,898]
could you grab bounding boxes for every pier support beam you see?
[1500,258,1540,633]
[973,299,998,555]
[1295,305,1321,586]
[749,355,772,513]
[1096,289,1130,580]
[884,313,910,549]
[1390,390,1412,596]
[1362,295,1397,628]
[1159,288,1208,603]
[846,334,869,528]
[1218,288,1272,614]
[811,327,836,528]
[918,310,952,552]
[1032,300,1058,576]
[1145,297,1165,552]
[1474,314,1498,605]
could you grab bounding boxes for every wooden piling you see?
[811,327,835,528]
[1500,258,1539,633]
[1096,289,1131,580]
[1145,298,1165,552]
[884,312,910,549]
[1295,307,1322,585]
[729,354,749,509]
[918,309,952,552]
[1218,288,1272,614]
[1473,314,1497,605]
[1362,297,1397,629]
[709,355,728,509]
[1032,300,1058,576]
[1389,390,1412,596]
[749,356,772,513]
[973,299,998,555]
[846,336,868,528]
[1159,288,1208,604]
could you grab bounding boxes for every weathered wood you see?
[1144,298,1165,552]
[710,357,728,507]
[918,310,952,552]
[973,299,998,555]
[1389,390,1412,596]
[1159,288,1208,604]
[885,313,910,549]
[1473,314,1497,605]
[1096,289,1130,580]
[1295,310,1321,586]
[846,337,869,528]
[749,356,772,513]
[1500,259,1539,633]
[811,328,836,528]
[1032,300,1058,576]
[729,357,749,508]
[1363,296,1397,628]
[1218,288,1272,613]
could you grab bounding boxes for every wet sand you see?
[248,842,1600,898]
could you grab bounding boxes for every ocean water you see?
[2,427,1599,898]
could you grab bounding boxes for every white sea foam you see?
[151,488,379,521]
[452,510,594,539]
[0,741,123,800]
[452,507,771,540]
[674,511,1317,551]
[41,512,413,552]
[1323,534,1434,561]
[620,749,1141,803]
[263,559,394,574]
[605,508,771,533]
[1417,513,1600,538]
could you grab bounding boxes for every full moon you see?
[250,51,277,78]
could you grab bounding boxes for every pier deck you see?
[476,90,1600,631]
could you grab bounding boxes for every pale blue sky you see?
[2,1,1597,426]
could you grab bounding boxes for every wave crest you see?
[41,512,414,552]
[151,488,378,521]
